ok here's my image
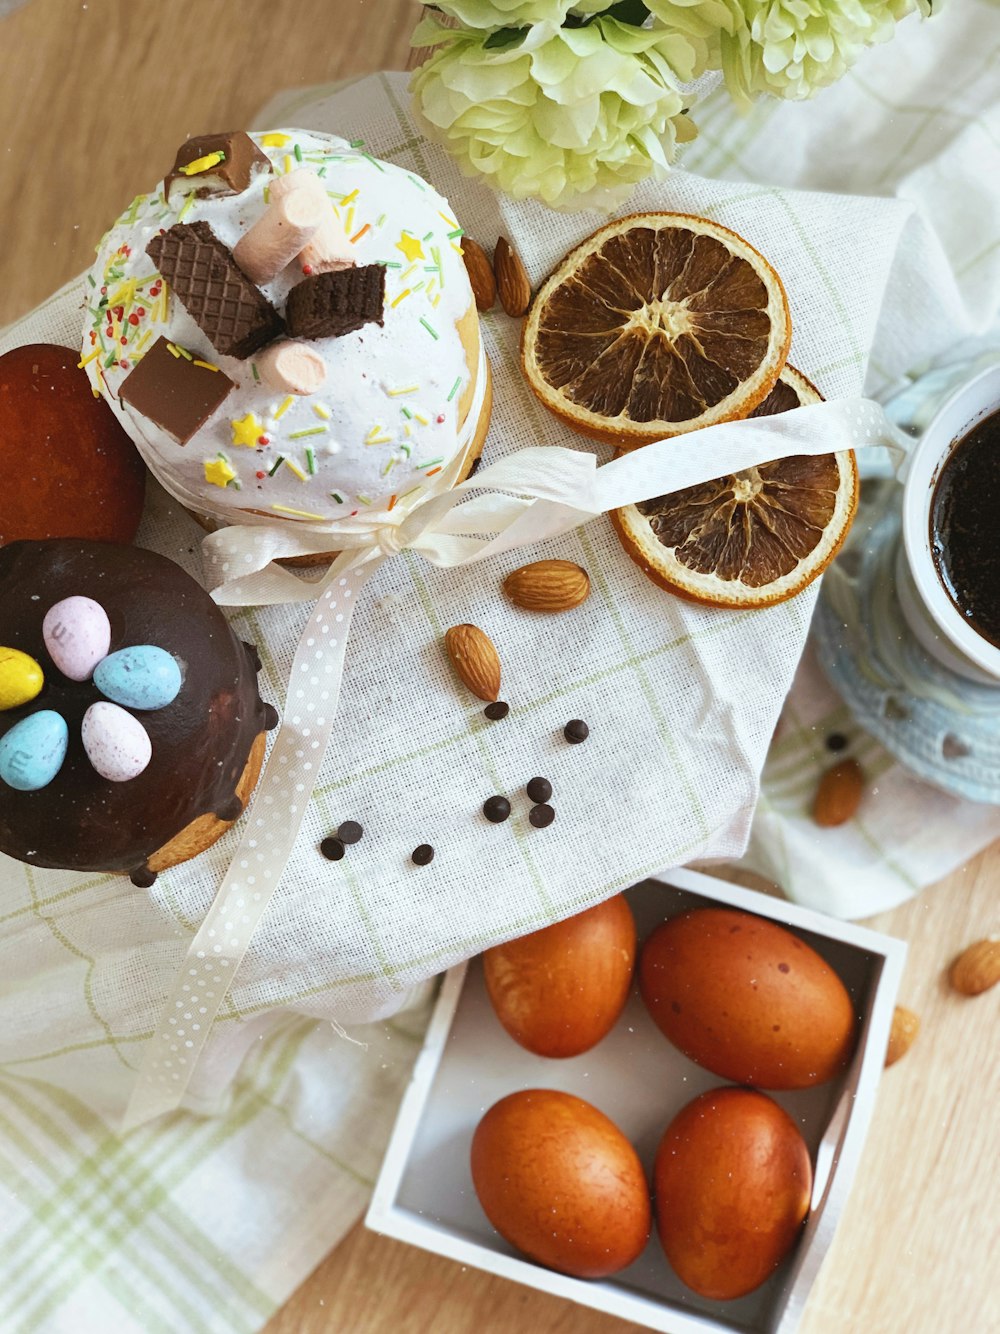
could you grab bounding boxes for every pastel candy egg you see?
[0,710,69,791]
[94,646,182,711]
[43,596,111,682]
[0,647,44,712]
[82,702,152,782]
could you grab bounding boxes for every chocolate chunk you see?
[286,264,386,340]
[263,703,279,731]
[147,221,284,360]
[564,719,589,744]
[526,777,552,804]
[529,803,555,828]
[164,131,272,203]
[320,836,346,861]
[130,864,157,888]
[483,795,511,824]
[484,701,509,721]
[411,844,434,866]
[118,336,235,442]
[338,820,363,845]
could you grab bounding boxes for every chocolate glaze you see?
[0,539,275,874]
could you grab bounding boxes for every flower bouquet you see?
[410,0,940,210]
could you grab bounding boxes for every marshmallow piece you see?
[270,169,354,274]
[257,340,327,395]
[233,190,324,285]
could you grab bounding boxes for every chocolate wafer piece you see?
[285,264,386,340]
[164,131,272,202]
[119,337,235,442]
[147,221,284,360]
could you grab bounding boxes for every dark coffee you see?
[929,407,1000,648]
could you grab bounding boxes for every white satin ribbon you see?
[123,393,910,1130]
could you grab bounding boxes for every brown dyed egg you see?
[655,1087,812,1299]
[471,1089,650,1278]
[483,895,636,1057]
[639,908,856,1088]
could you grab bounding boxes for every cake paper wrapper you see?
[0,69,987,1124]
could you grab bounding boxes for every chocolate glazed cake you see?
[0,539,277,885]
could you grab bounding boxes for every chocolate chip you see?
[526,776,552,804]
[484,700,510,721]
[564,719,589,744]
[483,795,511,823]
[263,703,279,731]
[130,865,157,888]
[826,732,848,752]
[529,803,555,828]
[320,837,346,861]
[412,844,435,866]
[338,820,364,844]
[243,641,263,673]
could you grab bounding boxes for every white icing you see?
[83,130,477,525]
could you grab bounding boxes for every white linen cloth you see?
[0,1,997,1327]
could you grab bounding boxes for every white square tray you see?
[366,869,906,1334]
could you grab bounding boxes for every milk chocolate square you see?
[285,264,386,340]
[119,337,235,442]
[164,131,272,202]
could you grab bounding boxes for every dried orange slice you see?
[610,366,858,608]
[522,213,791,449]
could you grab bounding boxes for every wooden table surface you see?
[2,4,997,1332]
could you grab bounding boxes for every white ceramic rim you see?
[901,363,1000,681]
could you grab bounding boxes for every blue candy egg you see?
[94,646,182,712]
[0,711,69,791]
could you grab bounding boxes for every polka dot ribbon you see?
[122,396,911,1129]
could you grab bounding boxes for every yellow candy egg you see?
[0,648,45,712]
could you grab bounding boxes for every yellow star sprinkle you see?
[204,458,236,488]
[396,232,425,263]
[230,412,263,448]
[260,132,291,147]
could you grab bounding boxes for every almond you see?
[885,1005,919,1066]
[503,559,590,613]
[462,237,496,312]
[494,237,531,317]
[445,624,501,702]
[948,938,1000,996]
[812,758,864,827]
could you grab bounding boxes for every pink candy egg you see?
[82,701,152,782]
[43,596,111,682]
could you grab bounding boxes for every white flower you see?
[706,0,915,107]
[411,16,703,211]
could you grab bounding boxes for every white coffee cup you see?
[897,363,1000,685]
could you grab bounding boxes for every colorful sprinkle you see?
[305,448,317,475]
[448,376,462,401]
[419,318,439,341]
[396,233,425,263]
[331,491,344,504]
[387,385,419,397]
[205,456,236,488]
[283,458,308,482]
[267,455,286,477]
[416,457,444,470]
[251,363,260,383]
[231,412,264,448]
[391,289,412,308]
[261,132,292,147]
[77,349,101,369]
[272,503,328,520]
[350,223,370,244]
[340,188,359,206]
[313,403,331,419]
[181,151,225,176]
[178,193,196,221]
[438,211,459,229]
[192,358,221,372]
[293,142,304,163]
[274,396,295,420]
